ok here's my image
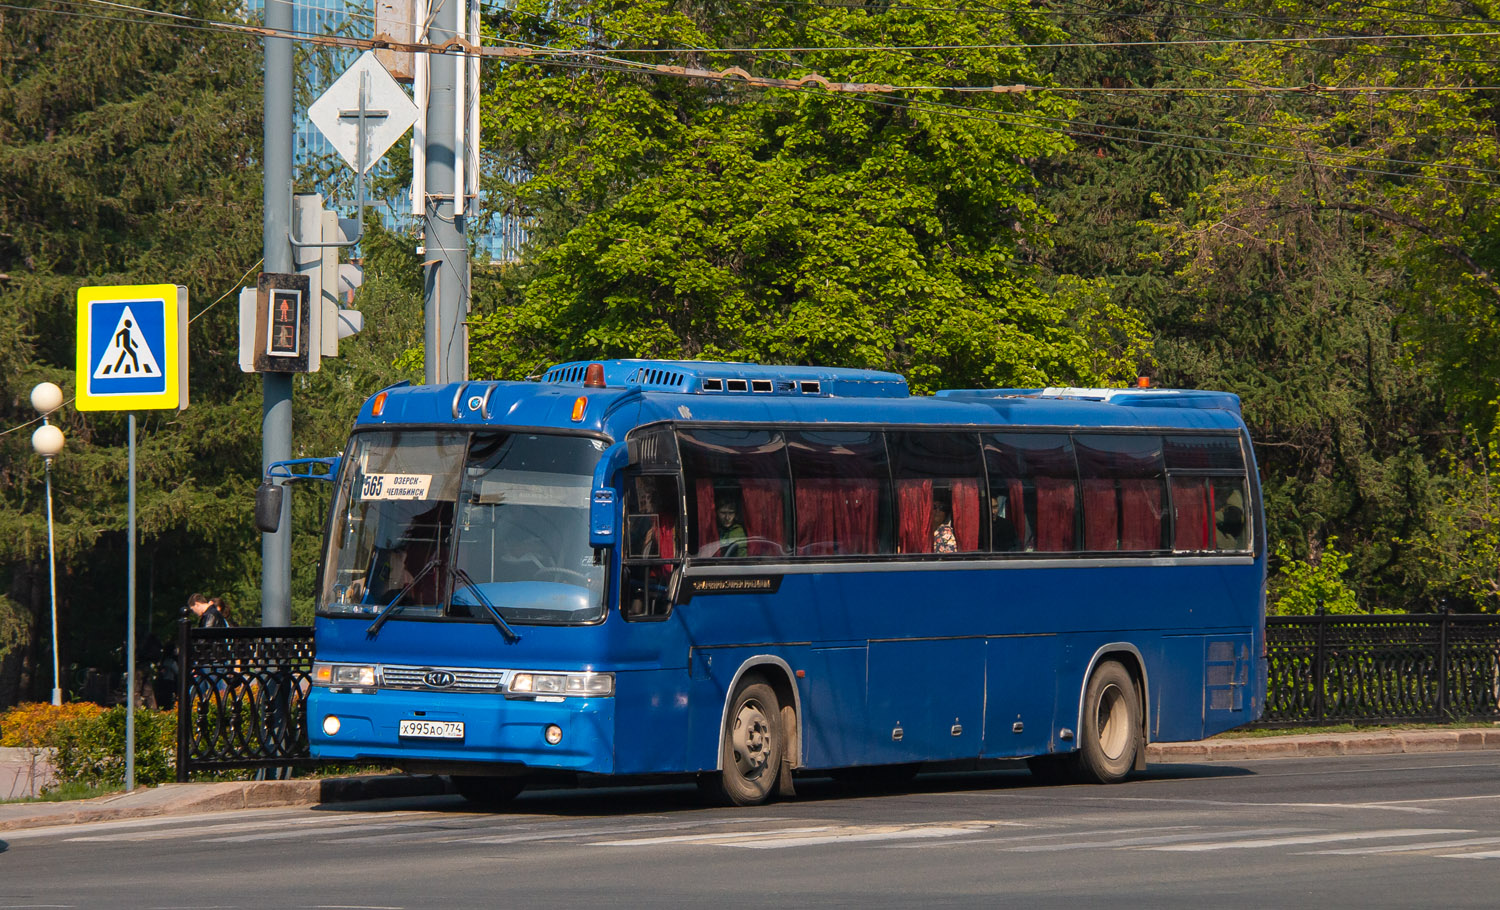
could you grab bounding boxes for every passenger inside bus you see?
[930,497,958,553]
[714,495,748,556]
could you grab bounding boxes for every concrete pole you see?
[423,0,469,385]
[261,0,294,626]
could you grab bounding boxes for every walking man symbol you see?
[103,319,151,376]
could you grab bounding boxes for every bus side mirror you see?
[588,441,630,548]
[255,481,283,533]
[590,487,617,548]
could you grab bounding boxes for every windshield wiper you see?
[451,567,522,644]
[365,556,441,638]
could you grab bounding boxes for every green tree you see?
[470,0,1149,392]
[0,1,421,704]
[1271,537,1364,615]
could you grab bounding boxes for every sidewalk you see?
[2,727,1497,833]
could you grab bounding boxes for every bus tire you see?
[1076,660,1140,784]
[452,774,525,807]
[715,678,785,807]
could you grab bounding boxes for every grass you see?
[1,782,121,804]
[1217,720,1500,738]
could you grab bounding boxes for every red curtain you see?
[897,478,933,554]
[1120,479,1163,550]
[952,478,980,551]
[1035,477,1076,551]
[797,478,878,555]
[741,479,787,556]
[1171,478,1209,549]
[796,480,839,556]
[1007,478,1027,547]
[695,477,718,555]
[1083,479,1118,551]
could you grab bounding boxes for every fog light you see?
[322,715,342,736]
[544,724,563,745]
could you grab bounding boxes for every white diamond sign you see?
[308,51,418,174]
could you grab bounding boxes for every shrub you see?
[0,702,106,748]
[1272,537,1363,615]
[49,707,177,789]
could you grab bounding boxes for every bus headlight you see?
[509,671,614,698]
[313,662,378,691]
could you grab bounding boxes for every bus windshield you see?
[319,429,609,625]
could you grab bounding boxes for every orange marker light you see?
[371,391,388,416]
[584,363,607,388]
[1137,376,1151,389]
[571,396,588,422]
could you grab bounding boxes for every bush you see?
[1272,537,1363,615]
[0,702,106,748]
[49,706,177,789]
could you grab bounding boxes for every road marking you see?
[1003,828,1310,852]
[1063,796,1438,814]
[461,817,782,846]
[1145,828,1470,852]
[594,825,837,846]
[1307,836,1500,855]
[1439,850,1500,859]
[595,823,997,849]
[64,811,425,843]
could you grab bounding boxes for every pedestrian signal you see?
[76,284,188,411]
[249,272,315,373]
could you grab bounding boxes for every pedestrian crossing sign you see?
[76,284,188,411]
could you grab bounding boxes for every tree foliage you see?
[470,0,1150,392]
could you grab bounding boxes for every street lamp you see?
[30,382,65,706]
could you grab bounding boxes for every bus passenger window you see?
[1213,479,1250,550]
[678,428,791,559]
[622,474,680,620]
[1075,434,1166,552]
[983,433,1076,553]
[888,431,984,554]
[787,430,893,556]
[1164,435,1250,553]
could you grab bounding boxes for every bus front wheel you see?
[1076,660,1141,784]
[710,678,785,807]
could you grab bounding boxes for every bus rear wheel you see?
[1076,660,1141,784]
[710,678,785,807]
[452,774,525,807]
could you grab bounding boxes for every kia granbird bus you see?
[285,361,1265,806]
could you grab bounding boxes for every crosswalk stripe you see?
[1146,829,1470,852]
[1307,836,1500,856]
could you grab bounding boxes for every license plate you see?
[399,719,464,739]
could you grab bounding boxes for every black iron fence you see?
[174,614,1500,774]
[1258,613,1500,727]
[175,620,316,781]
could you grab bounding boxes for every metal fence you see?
[1258,613,1500,727]
[175,614,1500,775]
[174,621,316,781]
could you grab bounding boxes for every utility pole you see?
[422,0,470,385]
[261,0,294,626]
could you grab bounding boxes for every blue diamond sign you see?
[76,284,188,411]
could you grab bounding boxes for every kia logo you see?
[424,670,456,688]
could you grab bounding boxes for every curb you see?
[0,774,450,833]
[1147,728,1500,762]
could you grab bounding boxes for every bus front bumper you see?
[308,688,616,775]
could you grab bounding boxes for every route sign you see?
[75,284,188,411]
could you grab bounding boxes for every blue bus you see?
[290,360,1265,806]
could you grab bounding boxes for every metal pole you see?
[44,454,61,706]
[423,0,469,385]
[126,413,136,792]
[261,0,294,626]
[175,612,190,783]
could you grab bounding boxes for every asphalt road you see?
[6,752,1500,909]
